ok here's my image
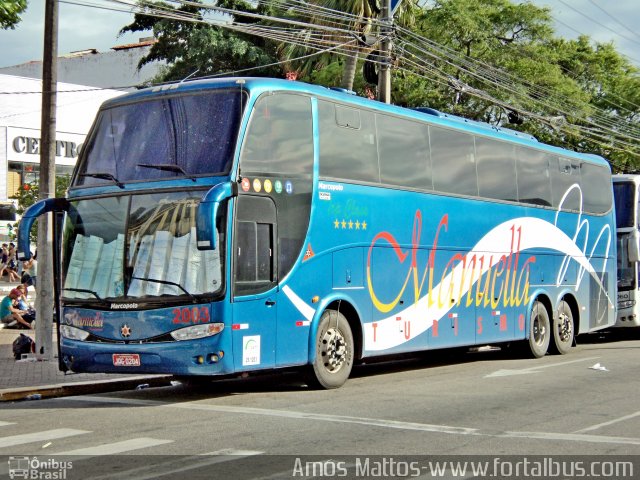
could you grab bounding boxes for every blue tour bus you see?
[19,78,616,388]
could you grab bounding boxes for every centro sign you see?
[6,127,84,166]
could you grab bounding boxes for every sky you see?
[0,0,638,69]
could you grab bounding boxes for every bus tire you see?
[550,300,574,355]
[526,300,550,358]
[307,309,354,389]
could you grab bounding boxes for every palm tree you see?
[276,0,380,90]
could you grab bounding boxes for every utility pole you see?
[36,0,58,360]
[377,0,392,104]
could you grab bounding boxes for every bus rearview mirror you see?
[196,182,237,250]
[17,198,69,261]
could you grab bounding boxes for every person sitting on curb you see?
[0,288,33,329]
[15,284,35,322]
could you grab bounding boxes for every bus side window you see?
[377,114,432,191]
[516,148,552,207]
[430,126,478,197]
[318,100,379,183]
[475,137,517,202]
[551,157,581,211]
[240,93,313,175]
[234,195,277,296]
[581,163,613,214]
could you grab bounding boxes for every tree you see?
[276,0,379,91]
[1,0,27,29]
[120,0,282,83]
[276,0,418,92]
[391,0,640,170]
[11,175,70,243]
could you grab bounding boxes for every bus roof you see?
[101,77,610,169]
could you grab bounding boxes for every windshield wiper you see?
[80,172,124,189]
[63,288,107,303]
[131,276,196,302]
[137,164,196,182]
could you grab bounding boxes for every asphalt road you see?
[1,329,639,479]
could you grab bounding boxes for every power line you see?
[23,0,640,160]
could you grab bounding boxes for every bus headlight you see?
[170,323,224,341]
[60,325,90,341]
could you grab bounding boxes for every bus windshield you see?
[613,181,635,228]
[62,190,224,304]
[75,89,244,186]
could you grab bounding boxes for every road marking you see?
[0,428,90,448]
[0,421,15,427]
[69,395,640,446]
[484,356,600,378]
[87,449,263,480]
[55,437,174,456]
[200,449,264,456]
[69,396,479,436]
[502,430,640,445]
[574,410,640,433]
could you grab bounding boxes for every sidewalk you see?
[0,282,172,401]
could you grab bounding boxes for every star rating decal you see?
[334,219,367,230]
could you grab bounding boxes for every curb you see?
[0,375,174,402]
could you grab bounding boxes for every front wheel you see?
[525,300,550,358]
[550,300,574,355]
[307,310,354,389]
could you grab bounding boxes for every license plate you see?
[112,354,141,366]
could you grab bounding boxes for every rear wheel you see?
[525,300,550,358]
[550,300,574,355]
[307,309,354,389]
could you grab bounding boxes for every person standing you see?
[0,244,8,281]
[5,243,20,282]
[21,251,37,287]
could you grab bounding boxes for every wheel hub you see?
[557,312,573,342]
[321,328,347,372]
[533,316,546,345]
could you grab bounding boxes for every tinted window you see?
[236,222,273,283]
[581,163,612,214]
[377,114,432,190]
[430,126,477,196]
[476,137,517,201]
[613,182,634,228]
[234,195,277,296]
[0,204,16,222]
[516,148,552,206]
[240,93,313,175]
[551,157,581,211]
[77,90,244,186]
[319,100,379,183]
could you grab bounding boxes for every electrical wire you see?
[29,0,640,160]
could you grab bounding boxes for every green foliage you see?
[0,0,27,29]
[119,0,640,170]
[121,0,282,83]
[10,175,71,243]
[393,0,640,170]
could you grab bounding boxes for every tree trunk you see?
[340,50,359,90]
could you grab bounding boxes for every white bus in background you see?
[613,175,640,327]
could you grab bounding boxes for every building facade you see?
[0,74,124,239]
[0,40,163,240]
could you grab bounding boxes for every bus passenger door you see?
[231,195,278,371]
